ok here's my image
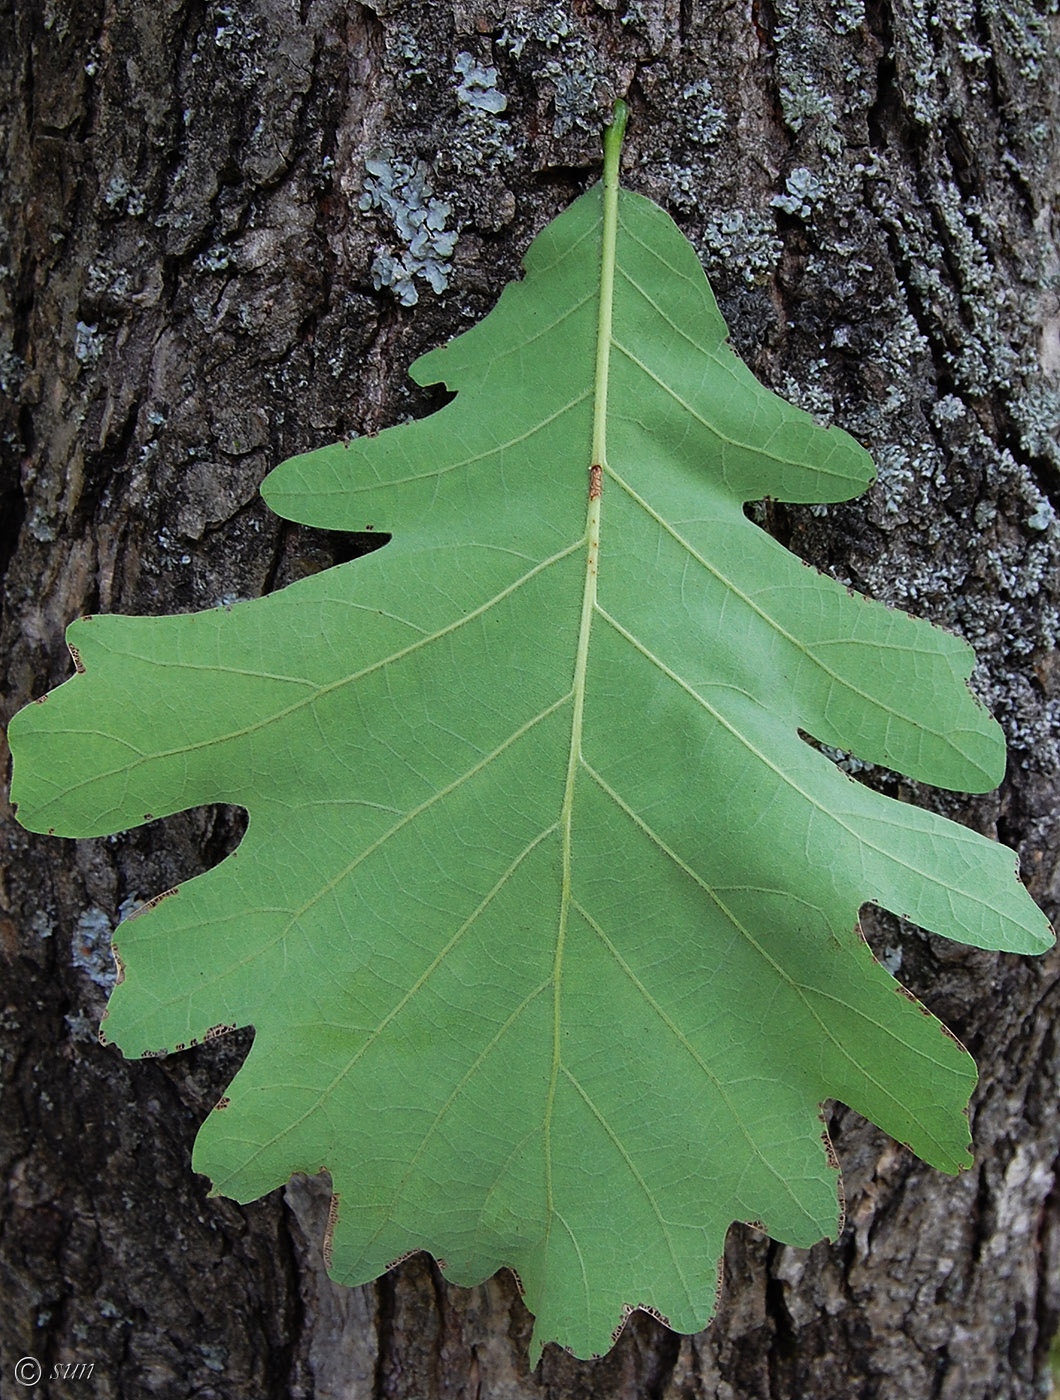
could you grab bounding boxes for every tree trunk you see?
[3,1,1060,1396]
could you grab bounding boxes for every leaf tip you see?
[1028,914,1056,955]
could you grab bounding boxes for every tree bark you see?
[3,1,1060,1397]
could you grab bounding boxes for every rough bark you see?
[2,1,1060,1397]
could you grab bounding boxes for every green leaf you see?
[10,105,1051,1361]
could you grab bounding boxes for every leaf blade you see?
[9,110,1051,1362]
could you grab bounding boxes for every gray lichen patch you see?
[772,167,827,220]
[770,0,845,153]
[1011,379,1060,477]
[386,22,430,88]
[359,157,459,305]
[677,78,727,149]
[697,210,783,290]
[496,3,611,141]
[439,51,516,222]
[73,321,104,368]
[496,4,576,60]
[71,907,118,991]
[454,52,507,114]
[871,164,1025,399]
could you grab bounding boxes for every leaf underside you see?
[10,155,1050,1360]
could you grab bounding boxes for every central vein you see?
[544,100,627,1217]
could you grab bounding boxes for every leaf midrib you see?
[542,117,623,1233]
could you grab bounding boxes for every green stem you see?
[591,101,626,473]
[603,99,629,180]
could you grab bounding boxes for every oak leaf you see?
[10,107,1050,1360]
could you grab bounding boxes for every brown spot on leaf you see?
[508,1266,525,1296]
[126,887,180,919]
[610,1301,671,1343]
[68,644,85,673]
[589,463,602,500]
[385,1249,418,1271]
[938,1019,968,1051]
[820,1124,840,1172]
[835,1171,847,1237]
[610,1304,634,1346]
[322,1191,341,1270]
[33,694,47,703]
[636,1303,671,1327]
[894,983,932,1014]
[203,1023,236,1041]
